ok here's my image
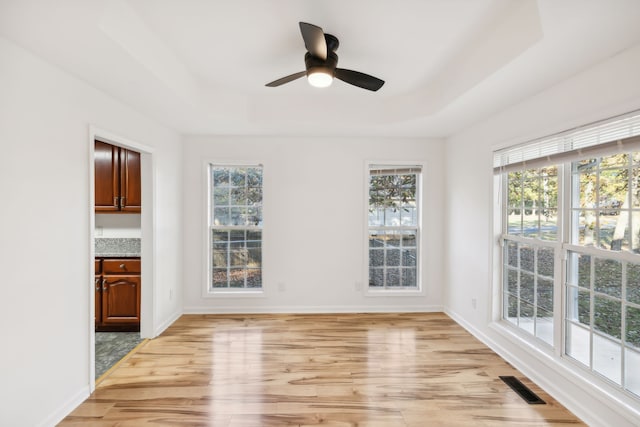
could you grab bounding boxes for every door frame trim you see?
[88,126,155,391]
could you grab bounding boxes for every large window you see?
[209,165,263,291]
[368,165,421,289]
[496,111,640,400]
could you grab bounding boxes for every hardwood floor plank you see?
[58,313,585,426]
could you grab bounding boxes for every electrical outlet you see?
[354,281,363,291]
[278,282,286,292]
[169,288,173,300]
[471,298,477,309]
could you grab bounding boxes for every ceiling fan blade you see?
[265,71,307,87]
[334,68,385,91]
[299,22,327,60]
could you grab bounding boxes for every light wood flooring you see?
[59,313,585,426]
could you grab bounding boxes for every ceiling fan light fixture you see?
[307,70,333,88]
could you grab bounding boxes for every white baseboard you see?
[445,308,640,427]
[153,309,182,337]
[38,385,90,427]
[182,304,443,314]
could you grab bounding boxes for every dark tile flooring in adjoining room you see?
[95,332,143,379]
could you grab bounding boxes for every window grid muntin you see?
[209,165,263,291]
[368,168,420,290]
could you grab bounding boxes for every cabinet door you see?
[94,140,119,212]
[119,148,141,213]
[102,275,141,325]
[95,275,102,327]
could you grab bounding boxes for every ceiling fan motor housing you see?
[305,51,338,77]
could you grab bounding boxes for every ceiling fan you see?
[266,22,385,92]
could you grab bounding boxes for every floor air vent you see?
[499,376,546,404]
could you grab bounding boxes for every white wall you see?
[95,213,141,237]
[183,136,444,313]
[0,36,183,427]
[445,42,640,426]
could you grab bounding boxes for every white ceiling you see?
[2,0,640,138]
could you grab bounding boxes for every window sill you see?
[489,319,555,357]
[204,289,265,298]
[365,287,424,297]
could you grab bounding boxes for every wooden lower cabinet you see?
[102,275,141,326]
[95,257,140,332]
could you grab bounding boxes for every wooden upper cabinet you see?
[119,148,141,212]
[95,140,141,213]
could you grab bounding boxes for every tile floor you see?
[95,332,143,379]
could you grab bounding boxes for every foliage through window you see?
[368,166,420,289]
[209,165,263,291]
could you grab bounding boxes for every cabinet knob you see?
[120,263,126,269]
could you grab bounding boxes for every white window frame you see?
[364,161,425,296]
[203,161,265,297]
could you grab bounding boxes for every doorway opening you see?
[89,127,154,390]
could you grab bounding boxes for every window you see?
[565,153,640,393]
[209,165,263,291]
[368,165,421,289]
[503,167,559,346]
[495,111,640,400]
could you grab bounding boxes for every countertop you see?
[95,238,141,258]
